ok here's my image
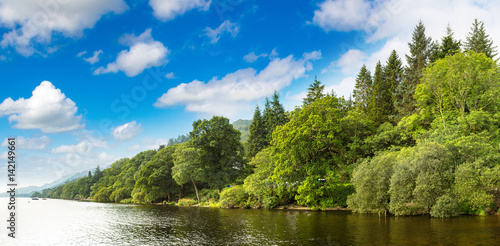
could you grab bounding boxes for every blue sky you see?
[0,0,499,187]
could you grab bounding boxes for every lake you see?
[0,198,499,245]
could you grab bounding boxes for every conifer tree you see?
[353,64,372,112]
[247,105,267,158]
[465,19,497,59]
[385,50,403,122]
[263,91,288,143]
[369,61,389,126]
[395,21,432,118]
[303,76,325,106]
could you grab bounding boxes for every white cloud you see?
[313,0,372,31]
[323,49,367,74]
[243,52,261,63]
[243,48,279,63]
[1,136,51,149]
[0,151,7,160]
[0,0,128,56]
[154,51,321,117]
[52,142,91,154]
[83,50,103,64]
[0,55,7,61]
[0,81,84,133]
[324,77,356,99]
[203,20,239,44]
[111,121,143,141]
[77,51,87,57]
[149,0,211,21]
[94,29,169,77]
[165,72,175,79]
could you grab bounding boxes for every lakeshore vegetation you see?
[40,20,500,218]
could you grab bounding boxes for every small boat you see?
[32,197,39,200]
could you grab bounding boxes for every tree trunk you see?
[191,178,200,204]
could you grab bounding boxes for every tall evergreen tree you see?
[303,76,325,106]
[385,50,403,122]
[439,25,461,58]
[263,91,288,143]
[247,105,267,158]
[353,64,372,112]
[465,19,497,59]
[395,21,432,118]
[369,61,389,126]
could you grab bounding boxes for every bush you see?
[177,198,196,206]
[430,195,459,218]
[220,185,248,208]
[262,196,279,209]
[120,198,133,204]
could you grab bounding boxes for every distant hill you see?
[232,119,251,142]
[0,165,109,197]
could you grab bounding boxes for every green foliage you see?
[430,194,459,218]
[247,106,267,158]
[465,19,497,59]
[353,64,372,111]
[219,185,248,208]
[348,151,398,213]
[177,198,197,207]
[303,76,325,106]
[172,142,204,203]
[389,142,453,216]
[263,91,289,144]
[244,148,274,202]
[190,116,246,191]
[396,21,432,118]
[31,191,42,198]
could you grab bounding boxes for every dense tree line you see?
[41,19,500,217]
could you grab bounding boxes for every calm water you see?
[0,198,499,245]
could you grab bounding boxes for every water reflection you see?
[0,198,498,245]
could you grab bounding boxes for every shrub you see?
[220,185,248,208]
[262,196,279,209]
[430,195,459,218]
[177,198,196,206]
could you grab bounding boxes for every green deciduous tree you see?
[190,116,245,191]
[172,142,204,203]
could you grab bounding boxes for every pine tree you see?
[353,64,372,111]
[263,91,288,143]
[247,105,267,158]
[465,19,497,59]
[303,76,325,106]
[395,21,432,118]
[385,50,403,122]
[439,25,461,58]
[369,61,389,126]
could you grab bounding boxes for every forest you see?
[40,19,500,218]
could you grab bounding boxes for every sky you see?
[0,0,499,187]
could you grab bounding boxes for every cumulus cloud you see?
[94,29,169,77]
[83,50,103,64]
[322,49,367,74]
[111,121,143,141]
[0,81,84,133]
[203,20,239,44]
[0,0,128,56]
[149,0,211,21]
[154,51,321,117]
[243,49,279,63]
[1,136,51,149]
[313,0,372,32]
